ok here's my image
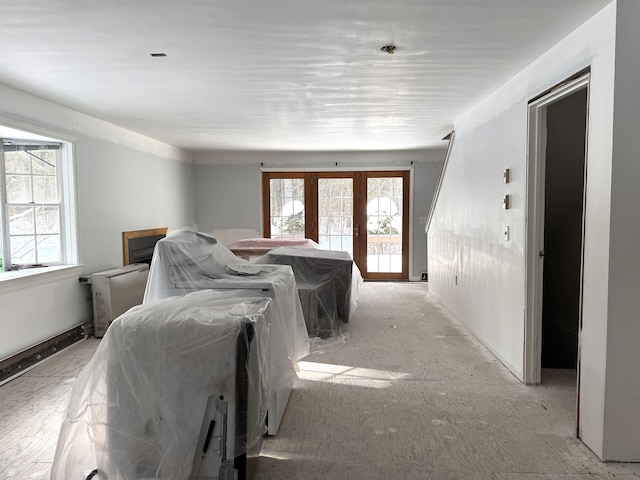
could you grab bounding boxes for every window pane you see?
[8,206,35,234]
[37,235,61,263]
[33,175,58,203]
[270,178,305,238]
[31,151,56,175]
[10,236,36,264]
[6,175,32,203]
[4,151,31,174]
[36,206,60,234]
[367,177,404,273]
[318,178,353,255]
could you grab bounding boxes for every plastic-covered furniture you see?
[51,290,270,480]
[143,230,309,435]
[256,247,361,338]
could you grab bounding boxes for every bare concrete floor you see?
[1,282,638,479]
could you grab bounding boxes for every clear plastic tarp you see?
[144,231,310,365]
[143,231,309,437]
[255,247,362,339]
[51,290,271,480]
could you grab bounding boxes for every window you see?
[1,135,77,270]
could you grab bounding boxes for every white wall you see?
[428,98,529,375]
[194,163,263,232]
[0,84,195,360]
[603,0,640,460]
[0,268,89,361]
[412,159,444,278]
[193,149,445,279]
[76,136,194,273]
[428,2,620,459]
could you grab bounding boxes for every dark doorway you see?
[541,88,587,369]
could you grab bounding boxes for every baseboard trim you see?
[0,326,87,384]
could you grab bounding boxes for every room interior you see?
[5,281,640,479]
[1,0,639,471]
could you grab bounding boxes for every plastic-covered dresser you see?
[51,290,271,480]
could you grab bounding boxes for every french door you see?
[262,170,409,280]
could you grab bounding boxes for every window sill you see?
[0,265,84,294]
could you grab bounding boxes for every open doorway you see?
[540,89,587,371]
[524,72,590,399]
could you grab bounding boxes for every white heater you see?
[91,263,149,337]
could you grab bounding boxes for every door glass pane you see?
[269,178,305,238]
[318,178,353,256]
[367,177,403,273]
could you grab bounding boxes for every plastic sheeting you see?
[144,231,309,366]
[143,231,310,436]
[256,247,362,339]
[51,290,271,480]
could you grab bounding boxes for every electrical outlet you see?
[419,216,427,224]
[421,272,428,281]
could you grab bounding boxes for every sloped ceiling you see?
[0,0,609,152]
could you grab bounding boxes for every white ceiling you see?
[0,0,609,152]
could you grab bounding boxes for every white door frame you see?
[523,73,590,385]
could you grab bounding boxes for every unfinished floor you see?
[1,282,638,479]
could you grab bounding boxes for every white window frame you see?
[0,121,78,272]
